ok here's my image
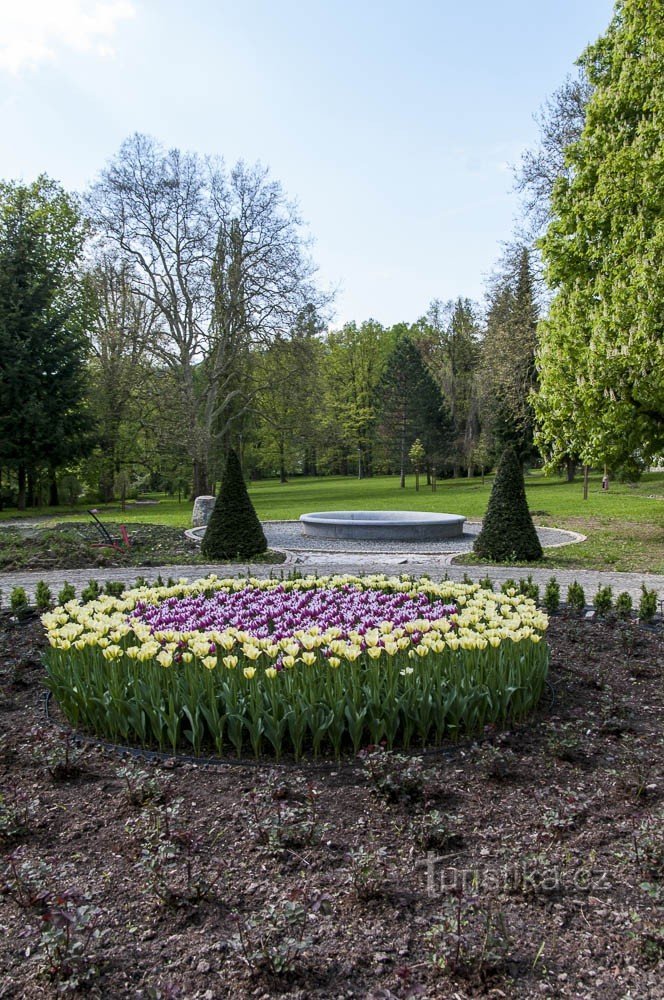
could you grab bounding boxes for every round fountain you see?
[299,510,466,542]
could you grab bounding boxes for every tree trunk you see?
[279,436,288,483]
[17,465,26,511]
[49,470,59,507]
[583,464,589,501]
[27,468,36,508]
[399,417,407,488]
[565,458,577,482]
[192,459,209,498]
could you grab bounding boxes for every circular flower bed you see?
[43,574,549,759]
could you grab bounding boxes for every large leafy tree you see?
[323,320,396,477]
[536,0,664,470]
[0,176,94,508]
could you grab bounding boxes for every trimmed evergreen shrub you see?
[10,586,29,616]
[57,582,76,605]
[615,591,633,619]
[519,575,540,603]
[544,577,560,615]
[201,448,267,560]
[35,581,53,611]
[473,446,543,562]
[567,581,586,613]
[593,585,613,615]
[81,579,101,603]
[638,584,657,623]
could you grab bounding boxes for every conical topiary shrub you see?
[201,448,268,560]
[473,445,543,562]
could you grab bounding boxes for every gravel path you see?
[261,520,583,554]
[1,556,663,606]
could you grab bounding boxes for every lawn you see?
[1,470,663,574]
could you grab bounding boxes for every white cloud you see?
[0,0,136,74]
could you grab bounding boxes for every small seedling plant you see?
[231,892,331,980]
[0,784,39,842]
[360,746,434,804]
[425,886,513,981]
[126,798,226,907]
[28,728,83,781]
[244,777,324,852]
[1,853,107,987]
[116,764,171,806]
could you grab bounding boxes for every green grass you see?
[1,470,663,573]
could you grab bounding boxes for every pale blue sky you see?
[1,0,614,325]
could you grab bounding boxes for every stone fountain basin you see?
[299,510,466,541]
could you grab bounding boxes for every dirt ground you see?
[0,610,662,999]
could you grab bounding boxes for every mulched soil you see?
[0,611,662,998]
[0,524,284,571]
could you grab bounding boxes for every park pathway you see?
[1,553,663,605]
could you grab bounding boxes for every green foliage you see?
[481,248,540,461]
[80,580,101,603]
[10,586,29,615]
[57,582,76,605]
[566,581,586,613]
[473,446,543,562]
[500,578,518,595]
[537,2,664,468]
[201,449,267,560]
[615,591,633,619]
[104,581,125,598]
[377,335,453,484]
[638,585,658,624]
[44,618,549,760]
[34,581,52,611]
[518,575,540,603]
[593,585,613,615]
[543,577,561,615]
[478,575,494,591]
[0,177,95,503]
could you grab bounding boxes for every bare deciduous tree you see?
[86,134,321,496]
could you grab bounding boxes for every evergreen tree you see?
[480,247,539,462]
[536,0,664,469]
[420,298,482,476]
[0,177,94,508]
[377,335,453,487]
[201,448,267,560]
[473,445,543,562]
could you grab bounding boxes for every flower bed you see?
[43,574,549,759]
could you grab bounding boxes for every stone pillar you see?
[192,495,216,527]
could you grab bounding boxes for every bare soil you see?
[0,611,662,998]
[0,523,284,571]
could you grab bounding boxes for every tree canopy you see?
[0,176,93,507]
[536,0,664,470]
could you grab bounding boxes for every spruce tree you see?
[201,448,267,560]
[0,177,94,508]
[377,335,453,487]
[473,445,543,562]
